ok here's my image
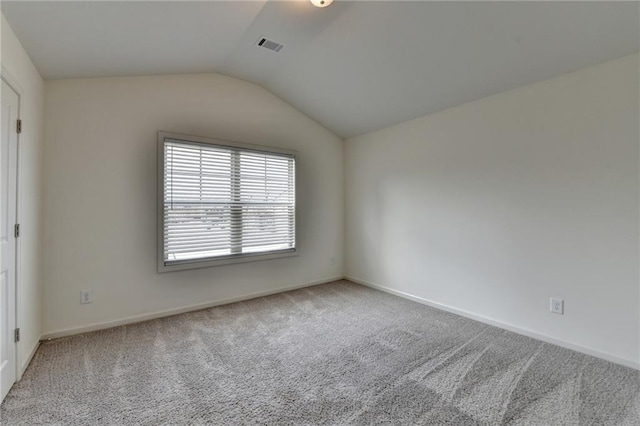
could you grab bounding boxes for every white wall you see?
[43,74,344,336]
[0,14,44,374]
[345,54,639,367]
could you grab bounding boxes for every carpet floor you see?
[1,280,638,425]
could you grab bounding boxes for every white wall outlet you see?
[80,289,93,304]
[550,297,564,314]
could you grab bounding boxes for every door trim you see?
[1,68,22,383]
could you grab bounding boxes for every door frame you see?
[1,67,22,384]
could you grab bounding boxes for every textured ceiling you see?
[3,1,639,138]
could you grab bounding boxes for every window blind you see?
[162,138,296,268]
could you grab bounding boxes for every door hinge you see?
[14,328,20,343]
[16,119,22,134]
[14,224,20,238]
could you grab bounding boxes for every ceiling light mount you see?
[310,0,334,8]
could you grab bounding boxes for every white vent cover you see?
[257,37,284,53]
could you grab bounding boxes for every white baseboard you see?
[18,340,40,380]
[42,276,345,340]
[346,275,640,370]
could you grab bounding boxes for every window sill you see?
[158,249,298,273]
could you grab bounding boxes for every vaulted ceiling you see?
[3,1,638,138]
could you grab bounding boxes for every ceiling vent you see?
[257,37,284,53]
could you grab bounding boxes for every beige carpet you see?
[1,280,638,425]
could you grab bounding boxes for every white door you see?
[0,79,18,402]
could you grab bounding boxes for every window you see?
[158,132,297,272]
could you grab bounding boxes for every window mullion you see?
[230,150,242,254]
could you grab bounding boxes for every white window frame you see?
[157,131,298,273]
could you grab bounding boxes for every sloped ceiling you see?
[2,1,639,138]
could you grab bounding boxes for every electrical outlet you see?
[550,297,563,315]
[80,289,93,304]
